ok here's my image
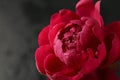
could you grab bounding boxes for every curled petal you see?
[50,13,61,29]
[50,9,79,29]
[35,45,53,74]
[80,17,104,50]
[49,23,66,46]
[38,26,49,46]
[76,0,103,26]
[104,22,120,66]
[95,1,101,13]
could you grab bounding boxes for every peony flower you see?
[35,0,120,80]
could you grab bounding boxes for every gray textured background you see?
[0,0,119,80]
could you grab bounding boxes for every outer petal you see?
[104,22,120,66]
[81,68,119,80]
[97,68,119,80]
[104,22,120,38]
[76,0,103,26]
[95,1,100,13]
[44,54,78,80]
[50,9,79,29]
[81,73,99,80]
[35,45,53,74]
[38,26,49,46]
[44,54,64,74]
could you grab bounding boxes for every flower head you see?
[35,0,120,80]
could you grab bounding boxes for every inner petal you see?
[54,18,102,68]
[80,17,101,51]
[60,25,82,53]
[54,23,83,67]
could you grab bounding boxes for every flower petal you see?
[73,43,106,80]
[104,22,120,66]
[80,17,104,50]
[81,73,99,80]
[49,23,66,46]
[81,67,119,80]
[50,9,79,29]
[95,1,100,13]
[44,54,80,80]
[38,26,49,46]
[35,45,53,74]
[104,22,120,38]
[97,68,119,80]
[76,0,103,26]
[44,54,64,74]
[52,74,71,80]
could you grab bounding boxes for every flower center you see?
[54,18,103,67]
[58,24,82,53]
[54,23,83,67]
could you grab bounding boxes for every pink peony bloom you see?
[35,0,120,80]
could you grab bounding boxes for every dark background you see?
[0,0,120,80]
